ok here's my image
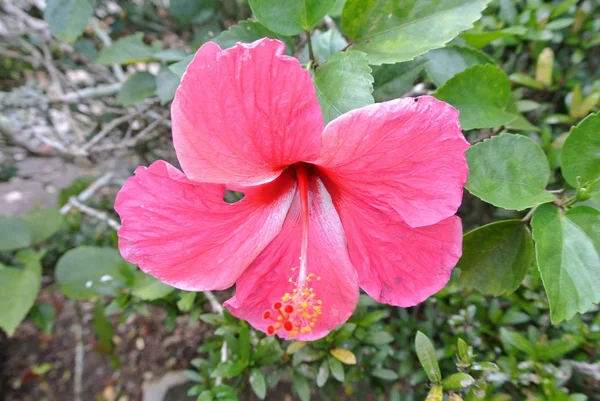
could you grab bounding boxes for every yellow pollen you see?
[263,267,323,338]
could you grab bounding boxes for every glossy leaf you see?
[22,207,63,245]
[435,64,516,130]
[155,65,180,105]
[45,0,93,43]
[461,26,527,48]
[371,368,399,380]
[56,246,131,300]
[531,205,600,323]
[372,59,427,102]
[0,251,42,335]
[316,359,329,387]
[561,112,600,187]
[313,50,374,124]
[116,72,157,106]
[249,368,266,400]
[442,373,475,390]
[465,134,555,210]
[131,270,175,300]
[0,217,31,251]
[299,30,348,64]
[328,356,345,382]
[249,0,337,35]
[97,33,154,65]
[292,373,311,401]
[458,220,533,296]
[212,20,295,55]
[342,0,491,65]
[415,331,441,382]
[424,45,495,87]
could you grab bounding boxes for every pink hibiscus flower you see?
[115,38,469,341]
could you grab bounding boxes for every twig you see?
[59,172,114,215]
[89,17,125,82]
[65,197,122,231]
[81,114,136,151]
[58,83,123,104]
[91,115,168,152]
[323,15,337,31]
[72,302,84,401]
[521,206,537,223]
[203,291,227,385]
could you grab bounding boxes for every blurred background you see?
[1,0,600,401]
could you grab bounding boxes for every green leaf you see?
[55,246,131,300]
[316,359,329,387]
[363,331,394,345]
[249,369,266,400]
[97,33,154,65]
[465,134,555,210]
[372,59,427,102]
[328,356,345,382]
[442,373,475,390]
[286,341,307,354]
[210,360,248,379]
[131,270,174,301]
[197,390,214,401]
[44,0,94,43]
[342,0,491,65]
[531,205,600,324]
[561,112,600,187]
[458,220,533,296]
[93,301,115,352]
[292,373,311,401]
[424,45,495,87]
[415,331,441,383]
[461,26,527,48]
[0,217,32,251]
[509,73,545,90]
[177,291,196,312]
[300,30,348,64]
[116,72,157,106]
[213,20,295,55]
[499,328,536,356]
[249,0,337,35]
[29,302,56,335]
[435,64,516,130]
[153,48,188,62]
[169,0,212,25]
[371,368,399,381]
[22,207,63,245]
[0,252,42,335]
[314,50,374,124]
[169,55,194,77]
[155,65,180,105]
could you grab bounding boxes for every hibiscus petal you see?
[332,192,463,307]
[172,38,323,186]
[224,174,358,341]
[317,96,469,228]
[114,160,295,291]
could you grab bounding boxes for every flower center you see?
[263,164,322,338]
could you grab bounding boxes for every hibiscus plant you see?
[0,0,599,401]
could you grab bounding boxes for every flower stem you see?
[306,31,316,66]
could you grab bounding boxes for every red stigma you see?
[273,301,282,310]
[283,321,293,331]
[284,304,294,313]
[267,325,275,335]
[263,310,271,319]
